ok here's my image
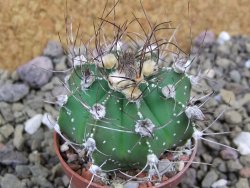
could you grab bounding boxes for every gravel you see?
[0,32,250,188]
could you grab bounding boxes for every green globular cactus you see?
[57,39,197,171]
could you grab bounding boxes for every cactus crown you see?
[57,6,201,172]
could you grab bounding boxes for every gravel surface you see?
[0,32,250,188]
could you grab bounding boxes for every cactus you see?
[57,37,199,171]
[54,3,211,180]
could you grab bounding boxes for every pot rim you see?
[54,132,197,188]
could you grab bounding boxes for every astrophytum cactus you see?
[56,34,204,172]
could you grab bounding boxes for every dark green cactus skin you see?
[58,54,193,170]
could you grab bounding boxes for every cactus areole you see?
[58,41,195,171]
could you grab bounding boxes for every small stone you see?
[235,178,249,188]
[0,83,29,102]
[233,132,250,155]
[124,182,139,188]
[240,167,250,178]
[0,150,28,165]
[229,70,241,83]
[13,125,24,150]
[224,110,242,124]
[17,56,53,88]
[24,114,43,134]
[0,102,14,122]
[217,31,231,45]
[42,113,55,129]
[15,165,31,178]
[227,160,243,172]
[61,175,69,187]
[201,170,218,188]
[216,58,233,69]
[211,179,228,188]
[181,168,196,187]
[29,164,50,178]
[240,155,250,166]
[31,176,53,188]
[220,148,238,160]
[158,159,173,174]
[245,59,250,69]
[43,40,64,58]
[1,174,24,188]
[0,124,14,138]
[219,89,236,105]
[194,30,215,47]
[28,150,41,164]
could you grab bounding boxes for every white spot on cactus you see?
[83,137,96,157]
[137,112,143,119]
[103,140,106,144]
[72,127,76,131]
[71,118,74,122]
[162,84,175,99]
[97,53,118,69]
[112,148,116,151]
[177,120,180,124]
[128,150,131,153]
[135,119,155,137]
[90,103,106,120]
[173,133,176,136]
[163,142,166,146]
[185,105,205,121]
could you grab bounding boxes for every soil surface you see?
[0,0,250,70]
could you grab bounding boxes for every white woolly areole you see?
[147,153,159,166]
[192,128,203,141]
[56,95,68,107]
[135,118,155,137]
[98,53,118,69]
[108,70,134,91]
[83,137,96,156]
[73,55,87,66]
[162,84,176,99]
[142,60,158,77]
[89,164,102,175]
[80,71,95,89]
[90,103,106,120]
[185,105,205,121]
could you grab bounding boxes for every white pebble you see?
[245,59,250,69]
[211,179,228,188]
[24,114,43,134]
[217,31,231,45]
[42,113,54,129]
[233,132,250,155]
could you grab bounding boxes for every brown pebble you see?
[240,167,250,178]
[139,183,147,188]
[68,163,81,171]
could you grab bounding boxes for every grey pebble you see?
[17,56,53,88]
[0,83,29,102]
[201,170,218,188]
[1,173,25,188]
[43,40,64,58]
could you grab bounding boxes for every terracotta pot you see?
[54,132,197,188]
